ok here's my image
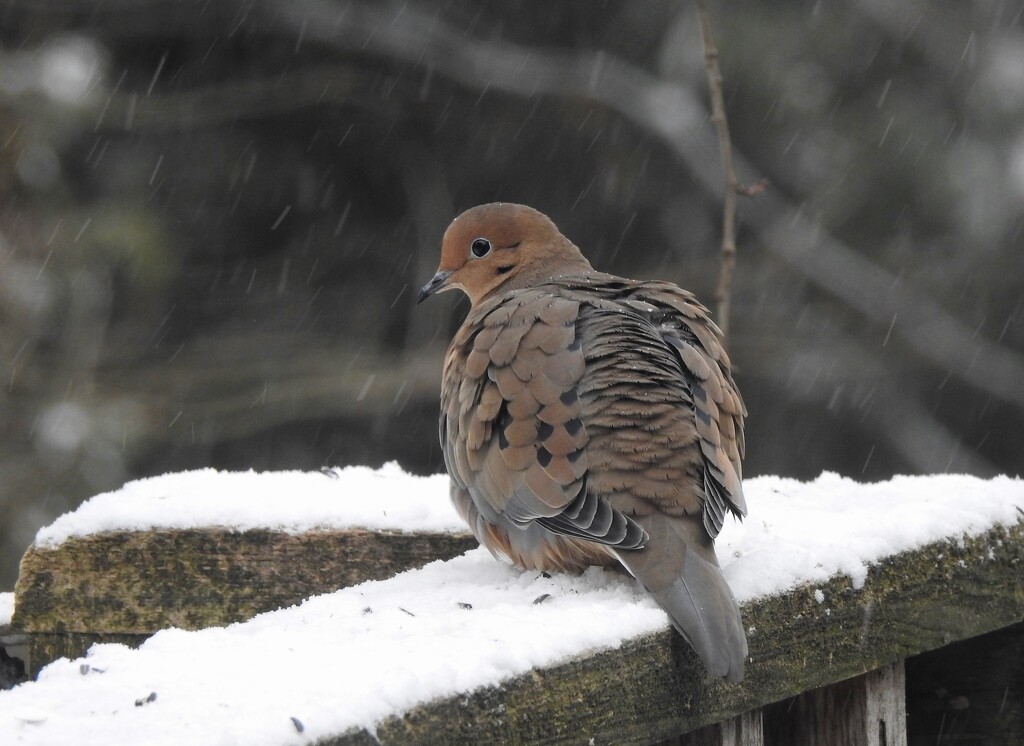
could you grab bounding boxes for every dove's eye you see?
[471,238,492,258]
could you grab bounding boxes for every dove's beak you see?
[416,270,453,304]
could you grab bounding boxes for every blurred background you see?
[1,0,1022,588]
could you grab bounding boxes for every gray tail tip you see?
[687,631,746,683]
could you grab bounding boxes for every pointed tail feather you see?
[615,514,747,682]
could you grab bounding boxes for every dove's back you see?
[441,274,748,681]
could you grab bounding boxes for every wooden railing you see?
[8,516,1024,744]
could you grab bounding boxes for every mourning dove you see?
[418,203,748,681]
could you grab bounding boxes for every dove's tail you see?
[615,514,747,682]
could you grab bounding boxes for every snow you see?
[0,593,13,626]
[0,550,666,745]
[716,472,1023,598]
[1,468,1022,745]
[33,463,464,548]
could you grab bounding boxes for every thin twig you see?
[694,0,766,345]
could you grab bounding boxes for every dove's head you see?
[417,202,592,306]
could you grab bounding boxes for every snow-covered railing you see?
[12,465,475,672]
[1,468,1022,745]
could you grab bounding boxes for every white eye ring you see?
[471,238,491,258]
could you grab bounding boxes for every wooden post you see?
[865,662,907,746]
[721,710,765,746]
[678,709,764,746]
[764,660,907,746]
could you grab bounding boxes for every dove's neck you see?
[499,239,594,294]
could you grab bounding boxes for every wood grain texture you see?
[329,519,1023,745]
[14,528,477,672]
[680,709,764,746]
[10,519,1022,743]
[762,662,906,746]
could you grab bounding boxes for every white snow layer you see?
[33,463,465,548]
[1,469,1022,746]
[0,593,13,627]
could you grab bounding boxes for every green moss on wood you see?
[11,519,1023,744]
[14,528,477,672]
[363,521,1024,745]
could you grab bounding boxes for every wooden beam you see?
[339,519,1022,745]
[13,528,477,673]
[10,516,1023,743]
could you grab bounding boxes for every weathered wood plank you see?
[866,662,907,746]
[762,661,906,746]
[721,710,764,746]
[680,709,764,746]
[13,528,477,673]
[328,520,1023,746]
[10,516,1023,744]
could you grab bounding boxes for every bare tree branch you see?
[694,0,740,344]
[256,0,1024,412]
[35,0,1024,412]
